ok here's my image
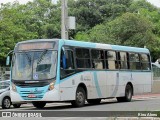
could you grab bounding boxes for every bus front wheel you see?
[32,102,46,109]
[71,87,86,107]
[117,84,133,102]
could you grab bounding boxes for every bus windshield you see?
[12,50,57,80]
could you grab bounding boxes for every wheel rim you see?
[4,99,11,108]
[76,92,84,104]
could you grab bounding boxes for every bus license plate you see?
[28,94,36,98]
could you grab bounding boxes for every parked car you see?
[0,80,21,109]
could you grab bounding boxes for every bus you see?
[7,39,152,108]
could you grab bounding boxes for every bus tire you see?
[124,84,133,102]
[117,84,133,102]
[13,104,21,108]
[2,97,11,109]
[87,99,101,104]
[71,87,86,107]
[32,102,46,109]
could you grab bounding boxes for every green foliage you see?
[80,12,157,49]
[68,0,133,33]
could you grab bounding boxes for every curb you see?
[133,93,160,99]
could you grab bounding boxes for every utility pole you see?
[61,0,68,39]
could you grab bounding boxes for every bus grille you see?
[19,89,46,100]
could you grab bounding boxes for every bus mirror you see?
[6,50,13,66]
[6,56,10,66]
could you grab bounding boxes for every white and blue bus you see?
[8,39,152,108]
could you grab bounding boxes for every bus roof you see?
[63,39,150,53]
[16,39,150,53]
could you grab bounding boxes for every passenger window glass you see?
[91,50,104,59]
[119,52,128,69]
[76,48,91,68]
[106,51,116,60]
[129,53,139,62]
[141,54,149,62]
[76,48,89,58]
[91,50,105,69]
[129,53,141,70]
[140,54,150,70]
[60,49,75,79]
[105,51,116,69]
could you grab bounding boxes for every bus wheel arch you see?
[77,83,88,99]
[71,83,87,107]
[117,82,133,102]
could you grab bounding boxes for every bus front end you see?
[10,40,60,106]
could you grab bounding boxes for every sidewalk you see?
[133,93,160,99]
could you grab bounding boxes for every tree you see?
[76,12,157,50]
[68,0,133,37]
[129,0,157,13]
[0,2,37,65]
[0,0,61,65]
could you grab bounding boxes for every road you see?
[1,96,160,111]
[0,96,160,119]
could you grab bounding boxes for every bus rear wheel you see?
[117,84,133,102]
[71,87,86,107]
[32,102,46,109]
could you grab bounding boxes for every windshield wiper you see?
[24,52,32,63]
[37,49,48,65]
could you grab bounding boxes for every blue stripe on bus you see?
[55,40,64,85]
[57,70,151,85]
[64,40,96,48]
[93,71,102,98]
[111,45,149,53]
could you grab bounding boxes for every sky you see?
[0,0,160,7]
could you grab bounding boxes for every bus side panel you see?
[132,72,152,95]
[106,71,119,98]
[59,72,94,101]
[91,71,107,98]
[117,71,131,97]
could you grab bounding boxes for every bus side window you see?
[60,49,75,79]
[105,51,116,70]
[119,52,128,69]
[140,54,151,70]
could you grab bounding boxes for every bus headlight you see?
[48,82,55,91]
[12,83,17,92]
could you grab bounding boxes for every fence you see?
[0,67,10,81]
[152,65,160,80]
